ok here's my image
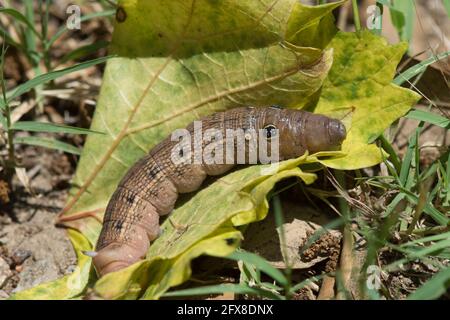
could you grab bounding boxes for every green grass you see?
[0,2,112,179]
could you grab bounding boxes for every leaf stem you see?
[0,43,16,176]
[379,134,402,174]
[272,195,292,299]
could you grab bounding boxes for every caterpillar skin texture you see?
[93,106,346,276]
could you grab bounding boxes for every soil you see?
[0,149,76,299]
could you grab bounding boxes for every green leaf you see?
[59,0,339,236]
[11,121,105,135]
[405,109,450,129]
[407,268,450,300]
[285,0,345,49]
[15,136,81,155]
[388,0,415,45]
[316,31,421,169]
[0,56,111,109]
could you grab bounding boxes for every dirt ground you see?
[0,150,77,299]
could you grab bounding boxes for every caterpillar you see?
[87,106,347,276]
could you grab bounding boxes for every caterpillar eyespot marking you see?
[263,124,277,139]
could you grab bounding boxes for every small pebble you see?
[11,249,32,266]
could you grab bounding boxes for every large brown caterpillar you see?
[88,106,346,276]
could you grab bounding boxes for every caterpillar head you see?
[260,107,347,159]
[301,113,347,153]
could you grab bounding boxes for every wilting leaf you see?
[315,31,421,169]
[59,0,341,246]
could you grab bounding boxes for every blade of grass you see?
[388,0,414,45]
[23,0,40,66]
[226,250,288,287]
[401,231,450,246]
[393,51,450,85]
[383,193,405,217]
[406,239,450,260]
[0,26,25,51]
[351,0,361,32]
[379,134,402,174]
[289,274,324,294]
[239,260,261,284]
[40,0,52,71]
[46,10,116,50]
[162,283,284,300]
[0,56,111,108]
[332,170,354,300]
[0,8,41,39]
[14,136,81,155]
[399,123,423,186]
[405,182,427,235]
[445,151,450,205]
[407,268,450,300]
[405,109,450,129]
[272,194,292,298]
[443,0,450,17]
[41,0,50,42]
[11,121,105,135]
[58,40,110,66]
[397,185,449,225]
[1,42,16,170]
